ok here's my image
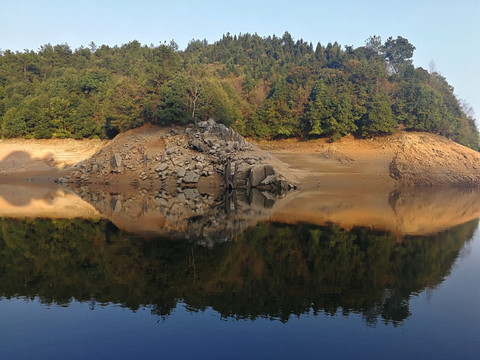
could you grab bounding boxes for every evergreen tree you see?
[361,92,397,136]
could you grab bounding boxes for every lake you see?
[0,183,479,359]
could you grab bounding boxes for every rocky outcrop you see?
[59,120,296,193]
[187,119,294,192]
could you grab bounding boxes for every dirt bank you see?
[0,138,104,182]
[259,131,480,189]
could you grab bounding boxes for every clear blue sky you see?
[1,0,479,118]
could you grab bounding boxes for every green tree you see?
[305,80,357,140]
[1,106,27,137]
[361,92,397,136]
[103,79,144,137]
[155,75,191,125]
[383,36,416,75]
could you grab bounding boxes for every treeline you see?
[0,32,478,148]
[0,217,474,325]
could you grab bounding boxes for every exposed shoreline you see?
[2,125,480,188]
[1,127,480,238]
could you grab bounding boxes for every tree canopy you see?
[0,33,477,148]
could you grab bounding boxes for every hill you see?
[0,33,478,149]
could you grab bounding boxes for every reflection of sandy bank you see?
[0,183,101,219]
[270,187,480,236]
[2,181,479,239]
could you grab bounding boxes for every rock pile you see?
[186,119,294,192]
[58,120,296,193]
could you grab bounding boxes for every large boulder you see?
[249,164,276,187]
[233,162,252,188]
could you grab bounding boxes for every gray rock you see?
[166,146,175,155]
[264,164,275,177]
[184,188,200,200]
[190,138,207,152]
[249,189,267,207]
[110,153,122,168]
[249,165,266,187]
[177,167,186,178]
[226,142,236,152]
[177,193,186,203]
[156,197,168,206]
[111,198,122,213]
[183,171,200,183]
[234,163,251,182]
[156,163,169,172]
[262,191,277,201]
[261,174,277,186]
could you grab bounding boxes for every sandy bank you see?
[0,138,105,182]
[259,131,480,189]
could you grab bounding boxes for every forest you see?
[0,32,478,149]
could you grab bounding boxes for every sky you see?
[1,0,479,118]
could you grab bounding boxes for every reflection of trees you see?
[0,217,476,326]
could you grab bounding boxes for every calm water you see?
[0,185,479,359]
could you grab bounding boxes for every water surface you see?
[0,184,479,359]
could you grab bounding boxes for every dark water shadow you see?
[0,182,479,326]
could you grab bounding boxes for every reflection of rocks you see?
[186,189,277,247]
[71,184,283,245]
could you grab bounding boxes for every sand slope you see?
[0,138,105,182]
[260,131,480,188]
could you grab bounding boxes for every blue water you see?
[0,221,479,359]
